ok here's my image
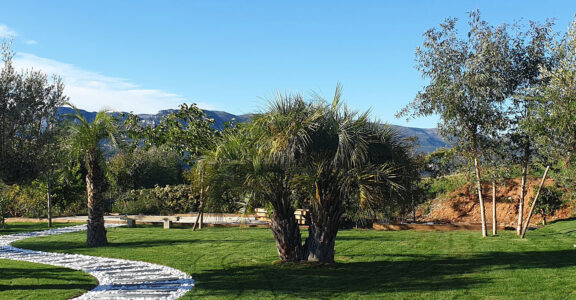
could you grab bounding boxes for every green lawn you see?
[0,223,97,300]
[5,220,576,299]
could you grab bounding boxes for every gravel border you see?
[0,224,195,299]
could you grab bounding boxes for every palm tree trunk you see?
[270,207,304,262]
[86,152,107,247]
[474,157,488,237]
[305,204,342,263]
[305,183,343,263]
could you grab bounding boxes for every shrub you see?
[110,184,197,215]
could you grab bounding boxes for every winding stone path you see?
[0,224,195,299]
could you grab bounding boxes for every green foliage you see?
[507,20,554,173]
[424,147,462,178]
[534,185,565,223]
[0,40,67,184]
[0,180,47,218]
[531,17,576,165]
[123,103,219,166]
[0,181,10,227]
[110,185,196,215]
[398,10,512,156]
[107,146,183,191]
[65,105,118,165]
[424,173,468,199]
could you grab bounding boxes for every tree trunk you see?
[192,201,203,231]
[492,180,497,236]
[521,165,550,239]
[474,157,488,237]
[199,211,204,230]
[517,163,528,235]
[543,215,547,225]
[192,186,204,231]
[193,178,205,231]
[270,208,304,262]
[47,172,52,228]
[86,151,107,247]
[305,182,343,263]
[305,206,342,263]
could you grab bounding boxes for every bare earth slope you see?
[423,178,574,227]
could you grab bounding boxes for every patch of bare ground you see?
[421,178,574,227]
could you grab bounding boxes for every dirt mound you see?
[422,178,574,227]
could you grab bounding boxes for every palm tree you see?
[66,104,117,247]
[296,85,410,263]
[207,94,321,262]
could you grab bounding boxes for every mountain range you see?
[57,107,446,153]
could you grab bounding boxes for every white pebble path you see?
[0,224,195,299]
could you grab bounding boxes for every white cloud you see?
[24,40,38,45]
[13,53,216,113]
[0,24,18,38]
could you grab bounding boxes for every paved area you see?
[0,224,195,299]
[53,215,268,226]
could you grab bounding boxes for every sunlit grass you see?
[0,222,97,300]
[6,220,576,299]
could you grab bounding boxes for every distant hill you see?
[57,107,446,153]
[390,125,447,153]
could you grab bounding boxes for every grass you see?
[5,220,576,299]
[0,222,97,300]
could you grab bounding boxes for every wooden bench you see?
[120,216,180,229]
[254,208,308,225]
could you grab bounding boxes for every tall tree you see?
[123,103,219,229]
[508,20,554,235]
[66,105,118,247]
[397,11,512,237]
[0,40,67,184]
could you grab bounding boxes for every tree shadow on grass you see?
[0,267,96,292]
[15,238,272,253]
[193,249,576,298]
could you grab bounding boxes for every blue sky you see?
[1,1,575,128]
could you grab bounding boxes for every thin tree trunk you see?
[199,211,204,229]
[47,172,52,228]
[192,185,204,231]
[492,180,497,235]
[474,157,488,237]
[192,201,203,231]
[412,194,416,223]
[86,152,107,247]
[520,165,550,239]
[517,163,528,235]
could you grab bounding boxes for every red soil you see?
[422,178,574,227]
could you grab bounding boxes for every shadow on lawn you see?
[16,238,271,252]
[193,249,576,298]
[0,267,95,292]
